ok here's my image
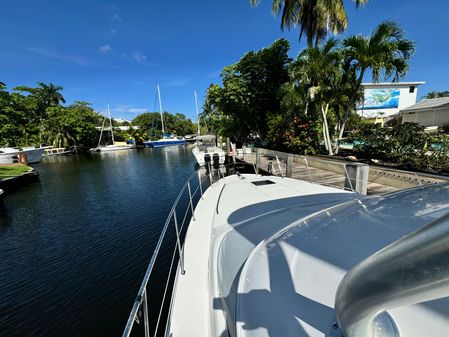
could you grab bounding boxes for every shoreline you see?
[0,165,39,194]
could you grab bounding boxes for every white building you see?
[356,82,425,125]
[400,97,449,128]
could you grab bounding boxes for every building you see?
[356,82,425,125]
[400,97,449,128]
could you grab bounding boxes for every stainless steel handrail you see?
[335,212,449,337]
[121,161,257,337]
[121,168,208,337]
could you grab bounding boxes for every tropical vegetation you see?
[250,0,369,47]
[0,83,198,149]
[203,21,415,154]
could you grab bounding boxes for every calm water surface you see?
[0,146,197,337]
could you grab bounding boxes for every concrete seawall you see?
[0,169,39,194]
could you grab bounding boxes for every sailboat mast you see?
[157,85,165,134]
[194,90,200,135]
[98,116,106,147]
[107,104,115,145]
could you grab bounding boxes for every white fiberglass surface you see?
[236,184,449,337]
[211,176,356,337]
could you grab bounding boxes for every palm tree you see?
[290,39,342,154]
[250,0,369,47]
[36,82,66,106]
[337,20,415,143]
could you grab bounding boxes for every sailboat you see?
[143,85,187,148]
[90,105,134,152]
[191,90,225,166]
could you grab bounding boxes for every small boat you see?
[91,105,135,152]
[43,147,72,156]
[192,144,225,166]
[0,146,45,164]
[143,85,187,148]
[144,135,187,148]
[191,91,225,165]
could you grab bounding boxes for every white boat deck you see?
[168,173,449,337]
[168,174,356,337]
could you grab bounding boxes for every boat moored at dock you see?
[0,146,45,164]
[143,135,187,148]
[192,144,225,166]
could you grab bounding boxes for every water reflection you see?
[0,147,196,337]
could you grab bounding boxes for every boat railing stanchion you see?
[187,182,196,221]
[208,162,213,184]
[415,172,423,186]
[142,288,150,337]
[173,210,185,275]
[198,171,203,199]
[275,155,284,178]
[304,157,313,182]
[253,163,258,175]
[343,164,355,192]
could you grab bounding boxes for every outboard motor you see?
[213,153,220,167]
[204,154,211,165]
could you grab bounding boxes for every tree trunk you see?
[336,68,366,152]
[321,103,333,156]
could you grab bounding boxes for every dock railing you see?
[239,148,448,195]
[121,162,257,337]
[252,148,369,194]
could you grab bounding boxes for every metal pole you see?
[208,162,213,184]
[198,171,203,199]
[303,157,313,182]
[415,173,423,186]
[276,156,284,178]
[157,85,165,134]
[142,288,150,337]
[187,182,195,221]
[194,91,200,135]
[343,165,355,192]
[336,212,449,337]
[173,210,185,275]
[107,104,115,145]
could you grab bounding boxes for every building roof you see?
[401,97,449,113]
[362,81,425,88]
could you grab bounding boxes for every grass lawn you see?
[0,164,31,180]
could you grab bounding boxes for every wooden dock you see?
[236,151,448,195]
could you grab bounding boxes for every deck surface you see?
[236,153,398,195]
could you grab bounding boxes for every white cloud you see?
[25,47,97,66]
[132,51,147,63]
[113,105,147,114]
[112,13,122,22]
[99,44,112,54]
[166,77,192,87]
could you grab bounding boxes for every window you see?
[409,86,415,93]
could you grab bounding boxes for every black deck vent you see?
[252,180,276,186]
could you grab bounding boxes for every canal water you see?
[0,146,197,337]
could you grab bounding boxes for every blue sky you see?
[1,0,448,121]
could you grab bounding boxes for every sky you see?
[1,0,448,121]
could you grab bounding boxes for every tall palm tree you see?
[250,0,369,47]
[336,20,415,142]
[36,82,66,106]
[290,39,342,154]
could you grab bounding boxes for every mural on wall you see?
[359,88,400,110]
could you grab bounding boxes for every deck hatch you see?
[252,180,276,186]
